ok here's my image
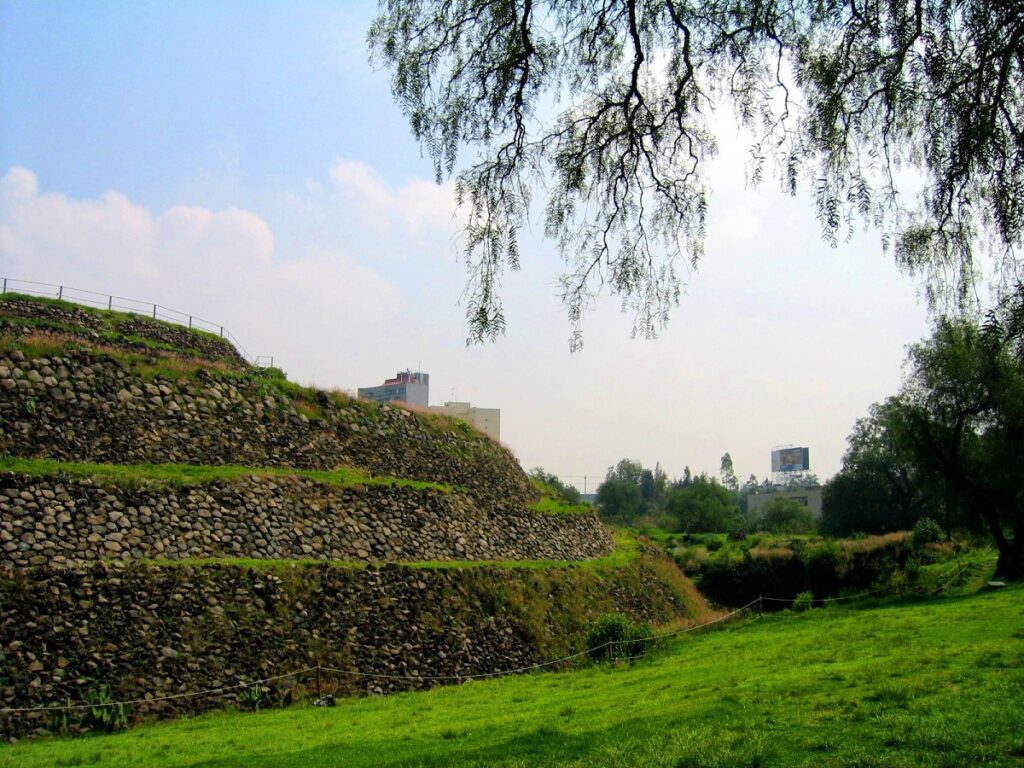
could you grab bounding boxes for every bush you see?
[758,498,817,534]
[804,542,849,595]
[911,517,943,548]
[586,614,653,662]
[792,591,815,612]
[83,686,130,732]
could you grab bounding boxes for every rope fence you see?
[0,557,997,718]
[0,277,272,368]
[0,600,761,716]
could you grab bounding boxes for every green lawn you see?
[4,584,1022,767]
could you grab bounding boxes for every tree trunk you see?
[991,520,1022,581]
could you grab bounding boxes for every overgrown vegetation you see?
[3,583,1020,767]
[662,529,993,607]
[529,468,582,504]
[585,614,653,663]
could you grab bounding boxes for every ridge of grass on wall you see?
[0,456,454,494]
[131,531,641,572]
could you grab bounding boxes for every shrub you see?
[804,541,849,595]
[792,591,815,612]
[911,517,943,548]
[586,613,653,662]
[758,498,818,534]
[83,686,130,732]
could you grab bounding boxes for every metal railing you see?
[0,277,272,367]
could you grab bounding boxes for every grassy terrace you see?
[2,584,1021,767]
[0,457,454,494]
[0,458,593,516]
[0,293,502,443]
[0,292,230,344]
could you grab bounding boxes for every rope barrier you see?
[3,565,994,719]
[1,667,319,714]
[0,602,762,715]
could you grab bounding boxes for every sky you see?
[0,1,934,488]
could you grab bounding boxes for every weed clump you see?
[912,517,943,548]
[586,613,653,662]
[792,591,815,612]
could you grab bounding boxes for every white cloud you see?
[0,166,404,379]
[328,158,458,235]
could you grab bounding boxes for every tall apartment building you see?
[357,370,429,407]
[429,401,501,441]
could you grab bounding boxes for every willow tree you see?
[369,0,1024,348]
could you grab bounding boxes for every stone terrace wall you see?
[0,348,538,505]
[0,473,613,568]
[0,555,698,737]
[0,296,249,367]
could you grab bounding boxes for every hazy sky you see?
[0,1,934,487]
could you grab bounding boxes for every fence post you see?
[220,326,224,338]
[188,316,192,329]
[108,295,113,310]
[316,666,322,700]
[58,285,64,300]
[1,278,6,294]
[152,304,157,319]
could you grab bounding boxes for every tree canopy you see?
[369,0,1023,347]
[826,284,1024,576]
[821,399,930,536]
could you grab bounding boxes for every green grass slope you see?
[4,585,1022,768]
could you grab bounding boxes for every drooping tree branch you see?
[369,0,1024,347]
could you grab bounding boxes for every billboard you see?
[772,447,810,473]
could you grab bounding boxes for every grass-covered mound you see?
[3,583,1020,767]
[0,294,709,737]
[0,293,538,503]
[0,293,248,368]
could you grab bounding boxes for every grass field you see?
[3,584,1021,767]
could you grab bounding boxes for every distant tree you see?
[370,0,1024,347]
[665,475,744,534]
[595,458,675,523]
[758,498,817,535]
[886,299,1024,579]
[719,453,739,493]
[821,400,930,536]
[778,471,819,489]
[595,478,643,523]
[606,458,645,488]
[829,288,1024,577]
[528,467,582,504]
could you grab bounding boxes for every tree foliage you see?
[529,466,582,503]
[829,285,1024,577]
[889,292,1024,578]
[821,399,930,536]
[595,458,668,522]
[664,475,744,533]
[757,496,817,534]
[369,0,1024,346]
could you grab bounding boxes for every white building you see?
[429,401,501,441]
